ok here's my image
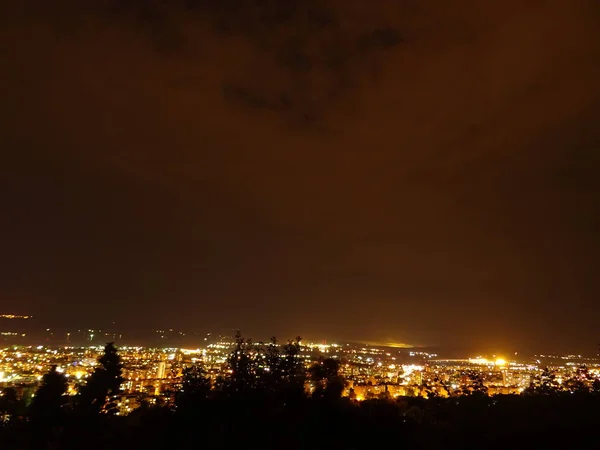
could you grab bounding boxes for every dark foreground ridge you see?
[2,337,600,450]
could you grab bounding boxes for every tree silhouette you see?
[259,336,306,402]
[564,365,590,393]
[78,342,124,414]
[279,336,307,399]
[0,387,21,420]
[309,358,345,400]
[219,331,259,397]
[524,367,561,395]
[348,387,357,401]
[422,378,440,399]
[592,378,600,394]
[98,342,124,394]
[460,371,488,397]
[29,365,68,426]
[260,336,282,394]
[175,364,211,411]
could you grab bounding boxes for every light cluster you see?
[1,341,599,414]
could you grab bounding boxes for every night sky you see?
[1,0,600,353]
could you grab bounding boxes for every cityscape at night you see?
[2,313,600,411]
[2,0,600,448]
[2,337,600,406]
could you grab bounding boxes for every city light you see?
[1,333,599,416]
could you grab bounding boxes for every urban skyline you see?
[2,334,600,413]
[1,312,598,357]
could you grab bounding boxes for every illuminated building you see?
[1,338,599,415]
[156,361,166,379]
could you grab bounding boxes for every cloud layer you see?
[1,0,599,351]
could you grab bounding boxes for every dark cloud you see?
[1,0,599,352]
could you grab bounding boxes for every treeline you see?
[2,335,600,450]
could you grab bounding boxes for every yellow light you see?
[469,358,489,365]
[495,358,506,366]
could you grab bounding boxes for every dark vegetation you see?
[2,336,600,450]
